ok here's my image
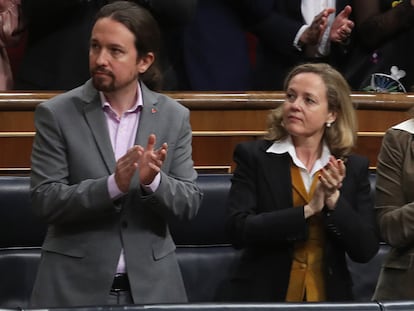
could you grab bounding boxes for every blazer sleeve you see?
[30,99,117,225]
[231,0,303,56]
[322,155,379,263]
[139,96,202,222]
[375,128,414,248]
[226,142,379,263]
[226,141,309,249]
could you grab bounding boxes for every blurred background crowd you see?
[1,0,414,92]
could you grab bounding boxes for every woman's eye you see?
[305,97,316,105]
[286,93,295,101]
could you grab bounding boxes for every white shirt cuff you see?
[294,25,309,51]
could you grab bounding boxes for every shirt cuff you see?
[141,172,161,193]
[107,174,125,200]
[294,25,309,51]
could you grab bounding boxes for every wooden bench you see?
[0,91,413,174]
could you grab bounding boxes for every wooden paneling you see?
[0,91,413,174]
[0,137,33,168]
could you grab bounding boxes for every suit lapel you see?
[79,82,160,181]
[83,93,116,174]
[135,83,159,146]
[123,83,159,193]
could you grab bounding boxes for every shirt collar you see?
[100,81,143,113]
[392,119,414,134]
[266,136,331,175]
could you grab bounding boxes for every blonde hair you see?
[265,63,357,157]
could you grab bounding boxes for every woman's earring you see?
[326,122,332,128]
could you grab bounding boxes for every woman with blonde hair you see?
[225,62,379,302]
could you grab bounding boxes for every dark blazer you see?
[176,0,253,91]
[235,0,353,90]
[15,0,197,91]
[29,80,202,307]
[224,139,379,302]
[15,0,103,90]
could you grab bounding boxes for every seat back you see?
[0,172,391,307]
[0,174,236,307]
[0,248,41,308]
[170,174,238,302]
[0,176,46,248]
[170,174,232,245]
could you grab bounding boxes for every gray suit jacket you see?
[29,80,202,307]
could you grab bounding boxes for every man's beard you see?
[91,68,116,92]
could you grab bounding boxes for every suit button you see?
[122,221,128,228]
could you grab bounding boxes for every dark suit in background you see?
[15,0,197,91]
[233,0,353,90]
[15,0,101,90]
[176,0,253,91]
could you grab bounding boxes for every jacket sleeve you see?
[229,0,303,56]
[30,100,117,225]
[376,128,414,248]
[226,142,309,249]
[322,155,379,263]
[140,107,202,222]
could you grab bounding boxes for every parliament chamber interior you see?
[0,91,413,311]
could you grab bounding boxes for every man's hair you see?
[95,1,162,90]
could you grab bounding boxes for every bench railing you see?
[1,91,413,174]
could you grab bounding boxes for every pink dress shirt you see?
[101,83,160,274]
